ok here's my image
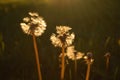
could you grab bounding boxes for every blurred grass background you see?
[0,0,120,80]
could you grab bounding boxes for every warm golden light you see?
[50,33,62,47]
[66,46,84,60]
[20,12,47,80]
[50,26,75,47]
[56,26,72,36]
[84,52,94,80]
[20,12,47,37]
[50,26,75,80]
[84,52,94,64]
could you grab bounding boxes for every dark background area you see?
[0,0,120,80]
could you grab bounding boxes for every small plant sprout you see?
[66,46,84,79]
[84,52,94,80]
[50,26,75,80]
[104,52,111,71]
[20,12,47,80]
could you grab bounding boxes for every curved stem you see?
[61,44,65,80]
[32,34,42,80]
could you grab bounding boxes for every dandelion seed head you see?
[66,33,75,46]
[20,23,30,34]
[66,46,84,60]
[86,52,93,59]
[20,12,46,36]
[56,26,72,36]
[29,12,39,17]
[76,52,84,59]
[84,56,94,64]
[84,52,94,64]
[23,17,30,22]
[50,26,75,47]
[50,34,62,47]
[104,52,111,57]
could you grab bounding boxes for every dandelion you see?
[104,52,111,72]
[84,52,94,80]
[20,12,46,37]
[66,46,84,80]
[20,12,47,80]
[66,46,84,60]
[50,26,75,47]
[50,26,75,80]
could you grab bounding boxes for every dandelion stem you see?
[104,53,110,73]
[106,57,110,71]
[32,34,42,80]
[74,55,77,80]
[85,61,91,80]
[61,44,65,80]
[69,67,72,80]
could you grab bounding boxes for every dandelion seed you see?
[29,12,39,16]
[20,23,30,34]
[23,17,30,22]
